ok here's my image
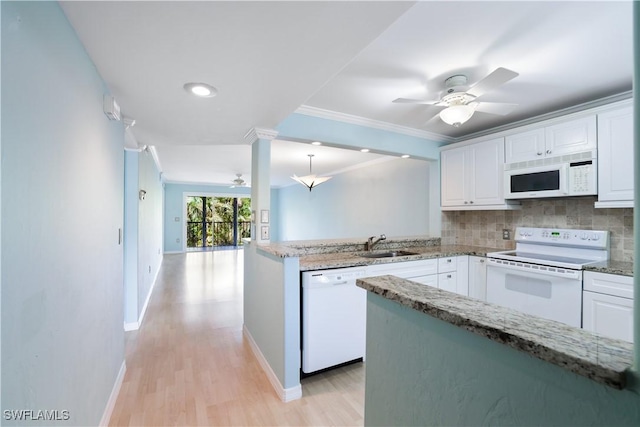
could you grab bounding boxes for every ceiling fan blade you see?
[466,67,519,98]
[392,97,441,105]
[422,111,442,126]
[473,102,518,115]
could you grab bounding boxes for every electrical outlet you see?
[502,229,510,240]
[175,217,180,222]
[261,226,270,240]
[176,238,180,243]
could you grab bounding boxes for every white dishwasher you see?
[302,267,367,374]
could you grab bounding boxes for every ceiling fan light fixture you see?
[291,154,332,191]
[440,104,475,127]
[183,82,218,98]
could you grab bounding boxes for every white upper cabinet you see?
[596,104,634,208]
[441,138,518,210]
[504,128,545,163]
[505,116,596,163]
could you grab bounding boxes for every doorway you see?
[186,196,251,251]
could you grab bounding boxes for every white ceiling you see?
[60,1,633,186]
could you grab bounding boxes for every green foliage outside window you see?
[186,196,251,248]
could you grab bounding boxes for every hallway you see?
[109,250,365,426]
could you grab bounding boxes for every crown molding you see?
[244,127,279,144]
[448,91,634,144]
[295,105,454,143]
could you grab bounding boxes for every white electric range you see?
[486,227,609,327]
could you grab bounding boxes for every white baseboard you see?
[100,361,126,427]
[123,321,138,332]
[123,258,162,332]
[163,251,183,254]
[243,325,302,402]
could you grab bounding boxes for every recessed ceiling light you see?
[401,154,410,158]
[360,148,370,153]
[311,141,322,146]
[183,82,218,98]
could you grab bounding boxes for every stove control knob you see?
[591,234,600,241]
[580,233,588,240]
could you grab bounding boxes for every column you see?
[245,127,278,244]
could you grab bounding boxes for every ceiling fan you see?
[393,67,519,127]
[230,173,247,188]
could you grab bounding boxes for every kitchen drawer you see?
[438,257,457,273]
[366,259,438,278]
[583,271,633,299]
[438,271,457,293]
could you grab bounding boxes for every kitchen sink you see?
[359,250,419,259]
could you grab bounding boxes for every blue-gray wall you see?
[277,113,443,160]
[124,150,164,328]
[276,158,432,241]
[365,293,640,426]
[2,2,125,425]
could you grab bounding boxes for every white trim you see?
[243,325,302,402]
[123,321,138,332]
[99,361,126,427]
[136,259,161,329]
[244,127,279,144]
[122,259,162,331]
[456,92,633,144]
[441,203,521,211]
[148,146,163,175]
[163,250,184,255]
[595,200,634,209]
[295,104,453,143]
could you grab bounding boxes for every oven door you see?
[504,164,568,199]
[486,259,582,327]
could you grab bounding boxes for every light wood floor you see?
[108,250,365,426]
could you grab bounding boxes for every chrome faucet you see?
[365,234,386,251]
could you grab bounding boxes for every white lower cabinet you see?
[468,256,487,301]
[582,271,634,343]
[364,256,469,296]
[437,256,469,296]
[365,259,438,284]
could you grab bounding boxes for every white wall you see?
[2,2,124,425]
[275,158,432,241]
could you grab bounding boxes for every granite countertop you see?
[299,244,501,271]
[254,235,442,258]
[357,275,633,390]
[585,260,634,277]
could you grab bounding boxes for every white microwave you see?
[504,158,596,200]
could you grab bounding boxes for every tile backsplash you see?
[441,196,633,262]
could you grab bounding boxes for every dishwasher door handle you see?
[332,281,349,286]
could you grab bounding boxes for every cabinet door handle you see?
[480,259,485,263]
[537,152,543,156]
[470,201,474,204]
[447,259,452,263]
[464,201,468,204]
[546,149,552,154]
[447,274,452,279]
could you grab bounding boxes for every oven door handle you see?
[486,258,582,280]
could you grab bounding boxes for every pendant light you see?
[291,154,332,191]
